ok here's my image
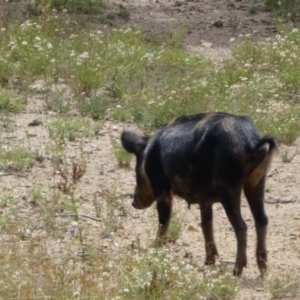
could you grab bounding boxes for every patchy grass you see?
[1,14,300,140]
[265,0,300,22]
[111,138,133,167]
[168,211,183,243]
[0,88,25,113]
[210,29,300,142]
[0,146,35,171]
[199,266,240,300]
[47,118,93,144]
[267,269,300,299]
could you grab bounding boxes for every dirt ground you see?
[1,1,300,299]
[123,0,277,61]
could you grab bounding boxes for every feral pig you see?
[121,112,276,276]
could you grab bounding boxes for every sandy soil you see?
[1,1,300,299]
[123,0,276,62]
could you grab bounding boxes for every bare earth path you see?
[123,0,276,61]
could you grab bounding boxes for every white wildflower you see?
[35,36,41,41]
[280,51,286,57]
[292,28,298,33]
[78,52,89,59]
[47,42,53,49]
[141,53,154,62]
[73,291,80,297]
[22,41,28,46]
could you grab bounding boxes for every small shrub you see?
[66,0,104,14]
[78,93,110,120]
[0,193,14,209]
[117,4,130,20]
[0,88,24,113]
[267,270,300,299]
[45,91,71,115]
[47,118,92,144]
[168,211,182,242]
[102,190,126,234]
[198,266,240,300]
[120,248,203,299]
[281,150,293,162]
[111,138,133,167]
[0,147,35,171]
[265,0,300,21]
[249,5,259,14]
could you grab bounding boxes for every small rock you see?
[98,131,106,136]
[213,20,223,27]
[28,80,48,93]
[112,126,118,131]
[28,119,43,126]
[174,1,187,6]
[202,42,213,48]
[187,225,198,232]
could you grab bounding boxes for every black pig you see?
[121,112,276,276]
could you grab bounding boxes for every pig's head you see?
[121,130,156,209]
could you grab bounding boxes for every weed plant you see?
[111,138,133,167]
[0,146,35,171]
[267,269,300,299]
[168,211,182,243]
[265,0,300,21]
[47,118,92,144]
[0,88,24,113]
[1,15,300,140]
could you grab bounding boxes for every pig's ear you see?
[121,130,147,155]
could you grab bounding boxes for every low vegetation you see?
[267,269,300,299]
[265,0,300,22]
[0,1,300,299]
